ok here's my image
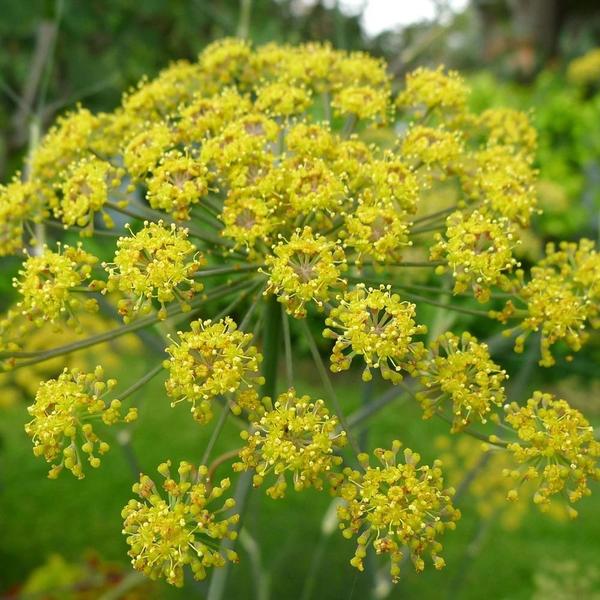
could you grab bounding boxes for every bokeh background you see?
[1,1,600,598]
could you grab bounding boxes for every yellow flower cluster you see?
[234,388,346,498]
[104,221,204,321]
[396,66,468,117]
[324,285,426,383]
[567,47,600,86]
[4,37,599,590]
[122,461,239,587]
[54,157,122,232]
[164,317,264,423]
[146,150,210,220]
[265,227,346,318]
[508,239,600,366]
[504,391,600,513]
[431,210,519,302]
[25,366,137,479]
[335,441,460,581]
[0,179,45,256]
[416,332,507,431]
[14,243,99,328]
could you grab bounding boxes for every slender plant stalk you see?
[201,400,232,466]
[118,362,164,403]
[299,319,360,454]
[281,305,294,388]
[3,277,257,366]
[207,293,281,600]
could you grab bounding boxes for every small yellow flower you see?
[234,388,346,498]
[14,243,99,328]
[504,391,600,509]
[122,460,239,587]
[477,108,537,157]
[431,210,519,302]
[396,66,468,117]
[342,202,411,264]
[25,366,136,479]
[332,85,390,122]
[164,317,264,423]
[123,122,174,178]
[324,285,426,383]
[255,81,312,117]
[104,221,204,321]
[265,226,347,317]
[335,441,460,581]
[0,179,44,256]
[56,156,121,231]
[506,239,599,366]
[416,332,507,431]
[146,150,209,220]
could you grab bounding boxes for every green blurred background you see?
[1,1,600,598]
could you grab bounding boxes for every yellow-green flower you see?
[335,441,460,581]
[164,317,264,423]
[25,366,136,479]
[122,460,239,587]
[234,388,346,498]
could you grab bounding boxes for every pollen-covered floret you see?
[416,332,507,431]
[14,243,99,328]
[146,150,209,220]
[324,285,426,383]
[0,179,44,256]
[401,125,464,175]
[286,157,346,214]
[265,227,347,318]
[25,366,137,479]
[234,388,346,498]
[507,239,599,366]
[504,391,600,512]
[477,108,537,157]
[55,156,121,231]
[332,85,390,122]
[334,441,460,582]
[255,81,312,117]
[466,145,538,226]
[121,460,239,587]
[396,66,468,117]
[342,203,411,264]
[123,122,173,178]
[164,317,264,423]
[431,210,519,302]
[104,221,204,321]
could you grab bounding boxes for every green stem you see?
[3,278,256,366]
[401,291,495,318]
[260,295,281,398]
[299,319,360,454]
[201,399,231,466]
[117,362,164,403]
[411,206,455,225]
[194,264,264,278]
[281,305,293,388]
[207,293,280,600]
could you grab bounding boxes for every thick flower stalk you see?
[122,461,239,586]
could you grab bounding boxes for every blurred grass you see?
[1,360,599,598]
